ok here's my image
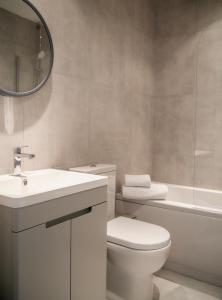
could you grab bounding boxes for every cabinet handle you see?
[46,207,92,228]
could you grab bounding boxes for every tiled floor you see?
[154,270,222,300]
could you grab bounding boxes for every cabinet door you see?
[13,221,70,300]
[71,202,107,300]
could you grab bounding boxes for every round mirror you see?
[0,0,54,97]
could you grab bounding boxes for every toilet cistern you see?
[13,146,35,176]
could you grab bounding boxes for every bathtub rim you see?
[116,193,222,220]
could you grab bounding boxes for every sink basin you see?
[0,169,108,208]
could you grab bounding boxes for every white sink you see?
[0,169,108,208]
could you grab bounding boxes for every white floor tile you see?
[154,270,222,300]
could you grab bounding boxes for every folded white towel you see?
[122,183,168,201]
[125,174,151,188]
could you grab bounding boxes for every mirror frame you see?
[0,0,54,97]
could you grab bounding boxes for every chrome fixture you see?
[13,146,35,176]
[33,24,45,87]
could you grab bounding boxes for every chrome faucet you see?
[13,146,35,176]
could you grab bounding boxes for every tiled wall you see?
[0,0,154,187]
[2,0,222,191]
[152,0,222,190]
[0,8,38,175]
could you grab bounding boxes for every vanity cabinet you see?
[13,221,71,300]
[71,203,107,300]
[0,186,107,300]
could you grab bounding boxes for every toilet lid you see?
[107,217,170,251]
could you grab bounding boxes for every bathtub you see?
[116,183,222,287]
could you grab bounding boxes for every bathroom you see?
[0,0,222,299]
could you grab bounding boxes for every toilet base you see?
[107,261,154,300]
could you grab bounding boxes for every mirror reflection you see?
[0,0,53,96]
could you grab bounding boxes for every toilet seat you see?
[107,217,170,251]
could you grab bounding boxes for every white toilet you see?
[107,217,171,300]
[70,164,171,300]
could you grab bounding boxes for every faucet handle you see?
[15,146,29,154]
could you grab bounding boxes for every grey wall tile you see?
[154,35,198,97]
[0,0,155,189]
[197,27,222,96]
[154,0,197,38]
[153,0,222,191]
[0,96,24,174]
[3,0,222,194]
[153,151,194,186]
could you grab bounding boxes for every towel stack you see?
[122,174,168,201]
